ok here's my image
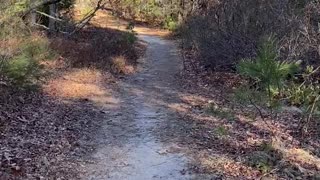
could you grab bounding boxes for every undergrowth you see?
[109,0,180,30]
[0,2,55,88]
[235,36,320,135]
[180,0,320,71]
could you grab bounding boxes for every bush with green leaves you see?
[1,36,53,87]
[0,1,55,87]
[236,36,320,134]
[238,36,300,101]
[123,31,137,44]
[164,16,179,31]
[285,66,320,106]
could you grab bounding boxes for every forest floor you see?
[1,8,319,180]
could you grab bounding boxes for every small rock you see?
[282,106,303,114]
[157,149,168,155]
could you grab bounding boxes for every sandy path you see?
[81,35,194,179]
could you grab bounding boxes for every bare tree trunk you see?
[48,3,57,31]
[178,0,185,25]
[30,10,37,26]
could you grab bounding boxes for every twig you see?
[303,94,320,135]
[36,10,64,22]
[248,98,273,130]
[34,23,50,30]
[258,168,279,180]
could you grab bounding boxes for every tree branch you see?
[69,0,105,35]
[36,11,63,22]
[248,98,273,131]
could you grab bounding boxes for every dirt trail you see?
[81,35,194,179]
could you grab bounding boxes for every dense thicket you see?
[181,0,320,71]
[108,0,194,29]
[111,0,320,71]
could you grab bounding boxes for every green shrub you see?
[236,36,300,113]
[3,54,40,85]
[164,16,178,31]
[238,36,300,100]
[284,66,320,106]
[285,82,320,107]
[123,31,137,44]
[126,21,135,31]
[284,66,320,133]
[0,36,53,87]
[236,36,320,133]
